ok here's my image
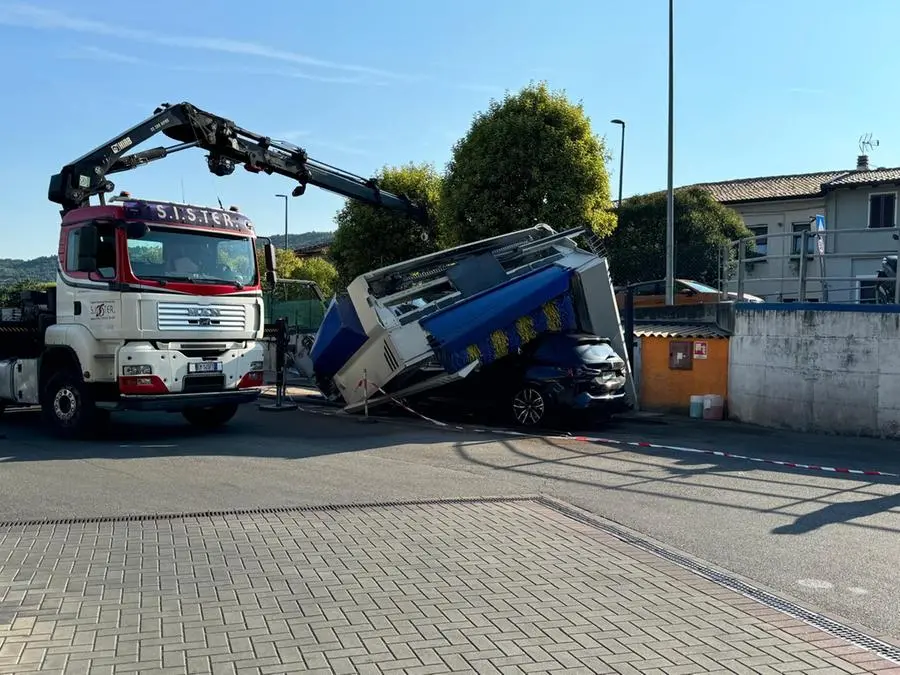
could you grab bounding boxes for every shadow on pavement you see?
[0,405,496,463]
[772,492,900,535]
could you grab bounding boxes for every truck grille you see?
[157,303,246,331]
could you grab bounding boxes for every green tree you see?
[292,256,338,298]
[328,163,441,286]
[605,187,752,286]
[256,248,338,297]
[440,82,617,245]
[0,279,54,307]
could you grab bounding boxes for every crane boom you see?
[48,101,426,220]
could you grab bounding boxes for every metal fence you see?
[720,226,900,305]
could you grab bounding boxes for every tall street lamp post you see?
[665,0,676,306]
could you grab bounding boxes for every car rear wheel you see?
[511,386,547,427]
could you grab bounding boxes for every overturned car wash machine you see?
[309,224,637,413]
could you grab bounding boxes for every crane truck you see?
[0,102,424,437]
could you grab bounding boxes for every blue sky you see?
[1,0,898,259]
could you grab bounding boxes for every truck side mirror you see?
[264,243,278,285]
[76,225,99,273]
[126,221,149,239]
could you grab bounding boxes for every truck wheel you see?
[42,370,97,438]
[182,404,239,429]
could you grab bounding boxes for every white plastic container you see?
[702,394,724,420]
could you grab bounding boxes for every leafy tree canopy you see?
[0,279,54,307]
[256,248,338,298]
[328,163,442,286]
[605,187,751,286]
[292,256,338,298]
[440,82,617,245]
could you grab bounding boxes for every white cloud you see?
[65,45,147,64]
[168,64,390,86]
[0,3,414,81]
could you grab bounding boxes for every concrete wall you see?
[729,303,900,437]
[633,301,736,333]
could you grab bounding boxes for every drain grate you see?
[0,495,536,529]
[536,496,900,665]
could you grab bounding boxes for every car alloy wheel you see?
[512,387,546,426]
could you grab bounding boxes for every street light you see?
[665,0,676,306]
[275,194,289,253]
[610,119,625,210]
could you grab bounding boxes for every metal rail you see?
[720,226,900,305]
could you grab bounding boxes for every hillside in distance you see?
[0,256,58,282]
[1,232,335,283]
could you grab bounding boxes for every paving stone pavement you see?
[0,499,897,675]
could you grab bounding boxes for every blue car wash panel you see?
[310,295,368,377]
[421,265,577,371]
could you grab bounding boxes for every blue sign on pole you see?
[814,214,828,301]
[815,214,826,232]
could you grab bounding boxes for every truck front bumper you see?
[108,389,262,412]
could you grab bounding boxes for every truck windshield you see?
[127,225,257,287]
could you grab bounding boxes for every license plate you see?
[188,361,223,374]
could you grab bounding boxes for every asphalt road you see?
[0,402,898,646]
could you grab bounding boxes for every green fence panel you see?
[265,298,326,332]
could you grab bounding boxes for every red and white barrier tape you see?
[561,435,900,479]
[312,378,900,480]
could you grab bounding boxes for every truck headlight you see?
[122,364,153,376]
[249,361,264,371]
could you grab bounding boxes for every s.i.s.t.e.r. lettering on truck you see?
[0,101,426,437]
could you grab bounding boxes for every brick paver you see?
[0,500,896,674]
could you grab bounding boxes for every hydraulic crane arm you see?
[48,101,427,221]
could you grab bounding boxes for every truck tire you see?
[182,404,239,429]
[41,370,98,438]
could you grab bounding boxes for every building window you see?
[748,225,767,257]
[868,192,896,229]
[856,276,880,304]
[791,222,815,255]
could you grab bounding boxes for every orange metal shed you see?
[634,323,730,415]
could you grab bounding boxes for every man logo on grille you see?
[187,307,221,317]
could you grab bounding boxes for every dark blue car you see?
[422,332,628,427]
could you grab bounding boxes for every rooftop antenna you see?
[859,133,879,155]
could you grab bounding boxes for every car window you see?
[574,341,617,364]
[531,337,616,366]
[682,280,720,294]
